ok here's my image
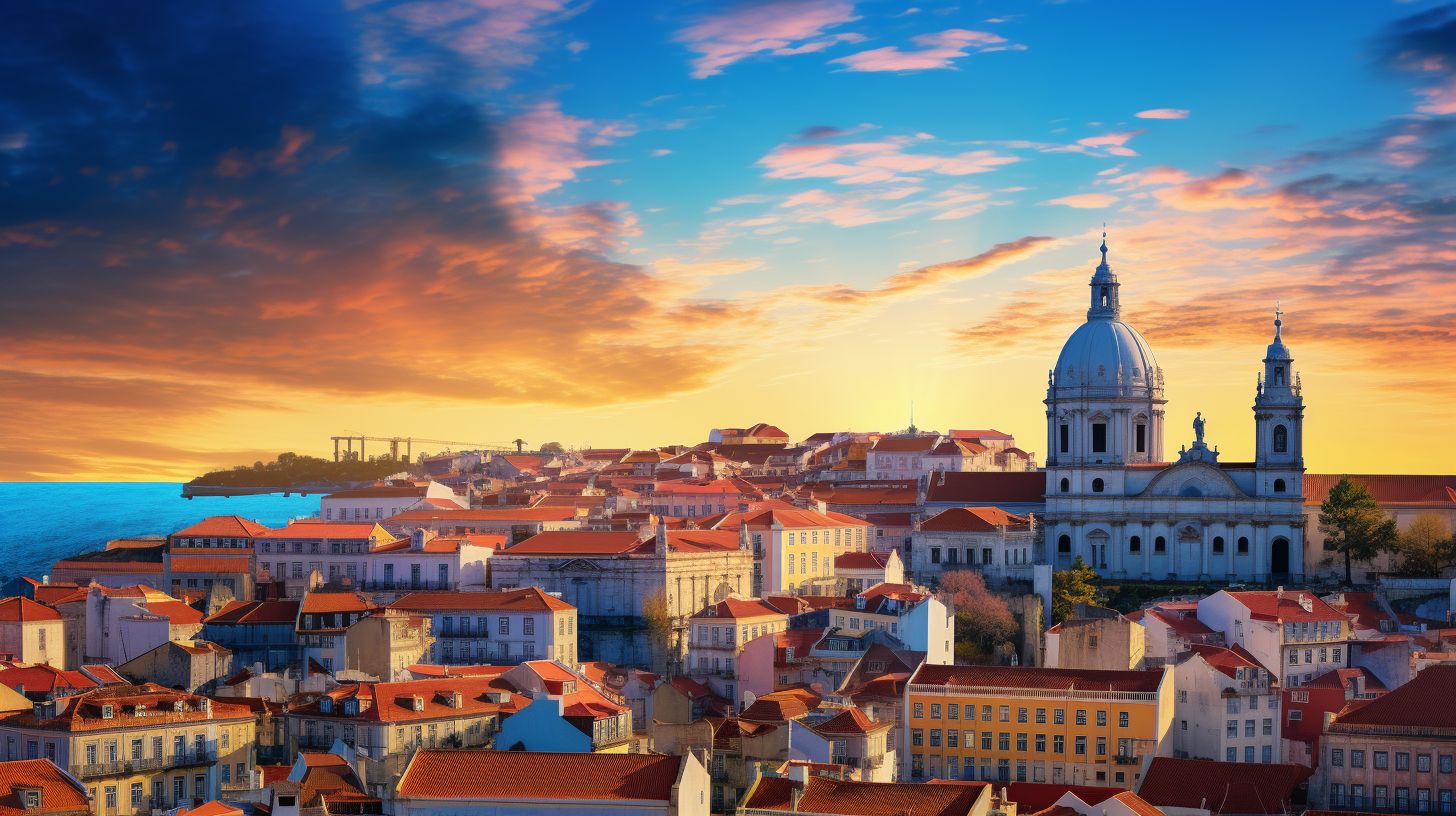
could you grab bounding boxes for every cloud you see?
[759,137,1018,185]
[1043,193,1119,209]
[1136,108,1190,120]
[786,235,1056,305]
[1380,5,1456,114]
[830,28,1019,72]
[675,0,860,79]
[799,125,847,140]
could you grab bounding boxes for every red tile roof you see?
[503,531,646,555]
[299,592,375,615]
[950,429,1015,441]
[740,688,821,723]
[910,664,1165,693]
[178,801,243,816]
[924,471,1045,504]
[834,551,892,570]
[0,598,61,623]
[143,600,204,625]
[390,587,574,614]
[1005,782,1121,812]
[919,506,1031,533]
[1303,666,1386,692]
[871,435,939,453]
[167,555,251,573]
[1333,664,1456,728]
[170,515,272,539]
[1223,590,1345,623]
[393,507,580,523]
[29,584,83,607]
[0,758,91,816]
[0,664,99,694]
[812,706,890,736]
[748,776,988,815]
[706,501,871,531]
[1138,757,1310,815]
[1142,607,1215,637]
[1188,643,1271,678]
[690,597,785,621]
[396,750,686,802]
[1304,474,1456,507]
[323,485,426,499]
[204,599,299,625]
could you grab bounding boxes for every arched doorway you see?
[1271,537,1290,581]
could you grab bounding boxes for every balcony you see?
[71,751,216,779]
[1113,754,1140,765]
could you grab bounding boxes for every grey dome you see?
[1053,318,1160,397]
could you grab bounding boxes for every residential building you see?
[384,507,583,545]
[811,706,897,783]
[686,597,787,704]
[1196,589,1352,687]
[295,592,376,674]
[904,664,1173,788]
[741,773,992,816]
[711,424,791,446]
[1129,602,1220,667]
[1302,474,1456,582]
[700,501,872,597]
[1139,756,1310,815]
[320,482,464,522]
[115,641,231,696]
[393,749,710,816]
[1046,606,1146,672]
[255,522,492,596]
[388,588,578,666]
[494,661,633,753]
[83,587,203,666]
[1018,788,1164,816]
[0,684,255,815]
[922,471,1047,519]
[167,517,270,552]
[1309,664,1456,812]
[833,551,903,595]
[0,758,93,816]
[199,601,301,672]
[342,608,433,681]
[0,599,65,669]
[837,583,954,666]
[1170,644,1280,764]
[1281,666,1386,768]
[909,507,1038,588]
[650,479,758,518]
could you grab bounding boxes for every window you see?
[1274,478,1287,493]
[1245,746,1255,762]
[913,703,924,718]
[1227,747,1236,762]
[948,704,959,720]
[1119,711,1129,728]
[982,705,992,721]
[130,783,142,807]
[1058,535,1071,554]
[1440,754,1452,773]
[1036,734,1046,752]
[1155,536,1166,553]
[1245,719,1255,737]
[105,787,116,810]
[1096,711,1107,727]
[1075,736,1087,755]
[1054,735,1065,753]
[523,618,535,636]
[1136,423,1147,453]
[1263,718,1273,736]
[1377,751,1390,770]
[1238,536,1249,554]
[498,617,509,635]
[1060,477,1070,493]
[1000,705,1010,722]
[947,730,958,748]
[1331,749,1344,767]
[1018,707,1028,723]
[1036,708,1047,724]
[1213,536,1225,553]
[931,704,941,719]
[1263,745,1273,763]
[1060,424,1069,453]
[1054,709,1064,725]
[1091,423,1107,453]
[1227,720,1237,738]
[930,548,941,564]
[1129,535,1141,553]
[929,730,941,747]
[1399,753,1411,771]
[999,733,1010,751]
[1076,709,1087,726]
[1273,424,1288,453]
[1353,750,1365,768]
[1092,478,1104,493]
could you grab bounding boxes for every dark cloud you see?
[1381,4,1456,75]
[798,125,846,140]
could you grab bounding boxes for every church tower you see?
[1253,306,1304,498]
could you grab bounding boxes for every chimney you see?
[739,524,751,552]
[1276,586,1284,600]
[655,518,668,557]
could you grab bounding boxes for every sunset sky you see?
[2,1,1454,481]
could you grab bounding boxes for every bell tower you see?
[1253,305,1304,497]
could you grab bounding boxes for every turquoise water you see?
[0,483,320,583]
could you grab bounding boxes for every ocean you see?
[0,482,320,583]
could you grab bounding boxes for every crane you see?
[330,434,519,462]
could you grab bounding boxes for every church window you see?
[1238,536,1250,554]
[1099,286,1110,308]
[1091,423,1107,453]
[1059,424,1069,453]
[1273,425,1288,453]
[1213,536,1225,553]
[1135,423,1146,454]
[1129,536,1141,553]
[1092,478,1105,493]
[1059,478,1070,493]
[1274,367,1285,386]
[1154,536,1166,553]
[1274,478,1287,493]
[1057,535,1071,554]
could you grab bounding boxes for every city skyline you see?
[3,1,1454,480]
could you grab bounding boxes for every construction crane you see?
[329,434,518,462]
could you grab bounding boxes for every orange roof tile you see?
[1224,590,1345,622]
[910,664,1164,693]
[0,758,91,816]
[170,516,272,539]
[919,506,1031,533]
[1139,757,1309,815]
[390,587,574,614]
[396,750,686,802]
[167,555,251,573]
[254,521,386,540]
[748,776,988,816]
[0,598,61,623]
[300,592,376,615]
[690,597,786,621]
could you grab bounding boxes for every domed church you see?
[1040,235,1306,582]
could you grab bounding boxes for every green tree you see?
[1051,556,1103,623]
[1393,513,1456,577]
[938,570,1018,660]
[540,441,566,454]
[1320,478,1399,585]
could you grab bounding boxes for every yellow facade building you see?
[904,664,1172,789]
[702,501,872,596]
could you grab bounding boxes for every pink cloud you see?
[1415,76,1456,115]
[759,137,1018,185]
[830,28,1017,72]
[675,0,859,79]
[1135,108,1190,120]
[497,101,621,201]
[1043,193,1119,209]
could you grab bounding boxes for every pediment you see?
[1137,462,1249,499]
[550,558,605,572]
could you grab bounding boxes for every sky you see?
[1,0,1454,481]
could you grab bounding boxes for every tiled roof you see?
[1108,791,1167,816]
[706,500,872,531]
[1138,757,1309,815]
[834,551,892,570]
[390,587,574,613]
[812,706,889,736]
[300,592,375,615]
[653,478,751,495]
[178,801,243,816]
[167,555,251,573]
[0,759,91,816]
[924,470,1045,504]
[859,582,928,604]
[1188,643,1271,678]
[7,683,252,731]
[742,776,799,810]
[0,664,99,694]
[0,598,61,623]
[204,599,299,625]
[1304,474,1456,507]
[1303,666,1386,692]
[740,688,821,723]
[1005,782,1121,812]
[910,664,1164,693]
[29,584,83,607]
[950,429,1015,441]
[813,484,920,506]
[295,676,511,723]
[81,665,126,685]
[503,531,646,555]
[749,776,988,815]
[871,435,940,453]
[396,750,685,802]
[143,600,204,625]
[1223,590,1345,622]
[323,485,426,499]
[918,506,1031,533]
[1333,664,1456,728]
[1142,607,1214,637]
[691,597,785,621]
[170,515,272,539]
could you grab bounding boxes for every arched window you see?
[1058,535,1071,554]
[1092,478,1105,493]
[1237,536,1250,554]
[1213,536,1225,553]
[1273,424,1288,453]
[1060,477,1070,493]
[1274,478,1287,493]
[1100,287,1109,307]
[1129,535,1141,553]
[1274,367,1285,386]
[1154,536,1166,553]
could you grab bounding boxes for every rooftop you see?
[1138,757,1309,815]
[396,750,685,802]
[910,664,1164,693]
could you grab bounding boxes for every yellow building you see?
[0,684,255,816]
[703,500,872,596]
[0,598,67,668]
[905,664,1172,789]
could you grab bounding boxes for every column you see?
[1226,522,1236,580]
[1143,522,1152,578]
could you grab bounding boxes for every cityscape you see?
[1,2,1455,816]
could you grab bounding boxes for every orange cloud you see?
[1043,193,1119,209]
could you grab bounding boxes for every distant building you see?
[320,481,465,522]
[387,588,578,666]
[199,600,301,672]
[700,501,871,597]
[1139,756,1309,816]
[685,597,787,705]
[833,551,903,595]
[116,640,232,695]
[1170,644,1280,764]
[909,507,1037,588]
[342,608,433,681]
[0,758,93,816]
[1045,606,1145,672]
[1281,666,1386,768]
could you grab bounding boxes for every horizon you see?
[3,1,1454,481]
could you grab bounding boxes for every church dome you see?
[1049,234,1163,399]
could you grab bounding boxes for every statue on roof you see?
[1193,412,1206,445]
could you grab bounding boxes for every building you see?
[255,522,492,596]
[1170,644,1280,764]
[833,551,903,595]
[1130,603,1220,668]
[904,664,1172,788]
[868,433,1031,482]
[1308,664,1456,812]
[650,479,758,518]
[700,501,872,597]
[1281,666,1386,768]
[1041,238,1306,582]
[320,482,464,522]
[910,508,1038,588]
[0,599,65,669]
[741,773,992,816]
[0,758,93,816]
[342,608,433,681]
[115,641,232,696]
[493,661,633,753]
[83,587,203,666]
[384,507,583,545]
[841,583,954,666]
[1303,474,1456,582]
[388,588,578,666]
[1139,756,1309,815]
[686,597,788,704]
[295,591,376,674]
[199,600,301,672]
[1046,606,1146,672]
[489,525,753,672]
[0,684,255,815]
[394,749,710,816]
[1195,590,1351,687]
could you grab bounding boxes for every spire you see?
[1099,224,1108,267]
[1087,228,1120,320]
[1273,301,1283,342]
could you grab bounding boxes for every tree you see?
[938,571,1018,660]
[1051,556,1103,623]
[1320,478,1399,585]
[540,441,566,454]
[1393,513,1456,577]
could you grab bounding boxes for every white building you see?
[388,587,579,666]
[908,507,1037,587]
[685,596,787,705]
[1041,236,1307,582]
[320,481,465,522]
[1172,643,1282,764]
[1195,589,1352,687]
[827,583,954,666]
[254,522,494,596]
